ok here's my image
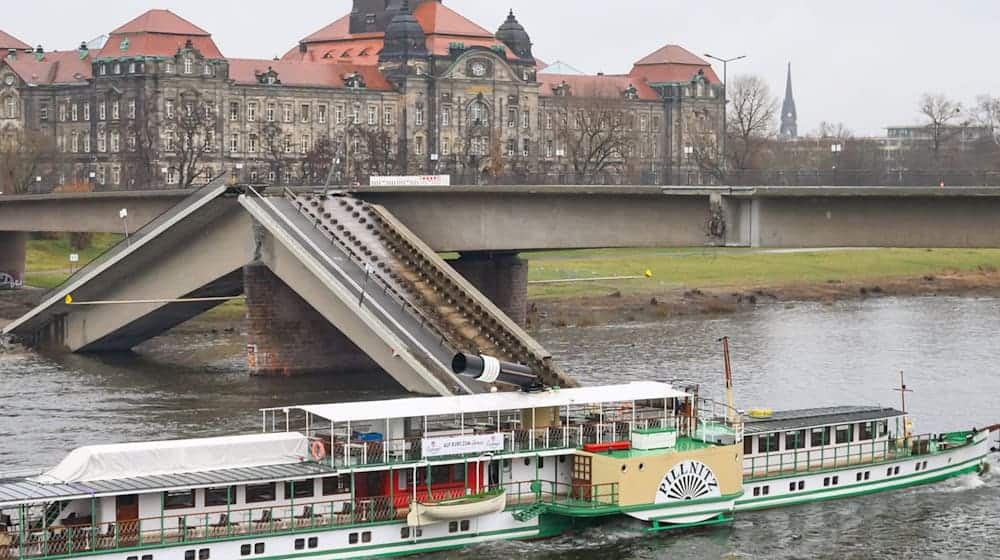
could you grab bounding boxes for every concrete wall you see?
[244,263,379,376]
[448,252,529,326]
[0,191,186,233]
[0,232,26,285]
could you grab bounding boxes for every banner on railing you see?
[368,175,451,187]
[422,433,504,458]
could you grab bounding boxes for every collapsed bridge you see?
[2,181,575,395]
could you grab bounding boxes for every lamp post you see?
[831,143,843,185]
[704,53,747,182]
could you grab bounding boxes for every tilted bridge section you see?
[3,181,575,395]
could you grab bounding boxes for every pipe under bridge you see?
[2,182,575,395]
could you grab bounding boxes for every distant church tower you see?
[780,62,798,139]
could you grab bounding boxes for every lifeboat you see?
[406,489,507,527]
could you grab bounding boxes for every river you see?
[1,296,999,559]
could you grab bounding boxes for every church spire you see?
[780,62,798,139]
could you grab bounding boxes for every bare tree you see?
[972,94,1000,145]
[345,124,399,183]
[813,121,853,139]
[303,136,339,185]
[168,90,217,187]
[727,74,778,171]
[549,91,635,184]
[0,127,56,194]
[685,107,724,183]
[918,93,965,160]
[259,121,288,184]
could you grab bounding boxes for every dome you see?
[381,0,427,60]
[496,10,532,60]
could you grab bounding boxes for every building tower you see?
[780,62,797,138]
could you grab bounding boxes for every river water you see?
[1,296,999,559]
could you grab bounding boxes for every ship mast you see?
[721,336,735,422]
[894,370,913,437]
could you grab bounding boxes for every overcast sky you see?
[6,0,998,135]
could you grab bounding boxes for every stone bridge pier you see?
[0,232,26,287]
[448,252,529,326]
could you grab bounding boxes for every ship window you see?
[460,519,470,531]
[864,471,870,480]
[835,425,853,444]
[349,533,359,544]
[523,458,531,466]
[537,457,544,470]
[759,434,779,453]
[789,482,796,492]
[362,532,371,543]
[856,472,863,482]
[431,465,453,484]
[785,430,806,450]
[886,467,893,477]
[761,486,769,496]
[798,481,805,490]
[859,422,874,441]
[127,556,138,560]
[449,521,458,533]
[241,544,251,555]
[832,476,839,485]
[743,435,754,455]
[284,480,315,499]
[295,538,305,550]
[205,486,235,506]
[164,490,196,510]
[246,483,276,503]
[823,477,830,487]
[877,421,889,437]
[810,427,830,447]
[752,487,760,497]
[143,556,153,560]
[323,475,350,495]
[185,551,195,560]
[401,527,410,539]
[894,466,900,475]
[254,543,265,554]
[922,461,927,470]
[453,464,467,481]
[308,537,318,548]
[915,462,921,471]
[199,549,210,560]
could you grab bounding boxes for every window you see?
[522,110,530,129]
[254,543,264,554]
[789,482,797,492]
[653,115,661,131]
[110,131,120,152]
[248,134,258,153]
[335,104,344,124]
[886,467,893,477]
[99,64,107,76]
[111,166,121,185]
[245,482,275,503]
[415,106,424,126]
[71,133,79,153]
[835,425,853,444]
[164,62,174,74]
[877,421,889,438]
[448,521,458,533]
[759,434,780,453]
[856,472,864,482]
[203,63,212,76]
[798,481,805,490]
[823,477,830,487]
[752,486,760,497]
[82,103,90,121]
[922,461,927,470]
[128,99,136,119]
[301,104,310,123]
[83,134,91,153]
[247,102,257,122]
[441,137,450,155]
[308,537,318,548]
[283,480,314,499]
[415,136,424,156]
[185,551,195,560]
[265,103,275,122]
[367,105,377,126]
[183,58,193,74]
[295,539,305,550]
[761,486,769,496]
[859,422,874,441]
[507,107,517,128]
[810,427,830,447]
[349,533,359,544]
[230,102,240,121]
[640,115,648,132]
[284,135,293,153]
[401,527,410,539]
[362,532,371,543]
[832,476,839,485]
[785,430,806,450]
[384,106,393,125]
[164,100,173,120]
[241,544,251,556]
[864,471,871,480]
[283,104,292,123]
[166,167,178,184]
[142,556,153,560]
[460,520,470,531]
[113,63,121,74]
[128,131,137,150]
[164,490,195,510]
[97,129,107,153]
[744,436,754,455]
[71,103,78,121]
[545,112,553,130]
[205,486,234,507]
[351,105,360,124]
[199,549,210,560]
[521,138,529,157]
[322,476,348,495]
[300,134,310,153]
[441,107,450,126]
[506,139,515,157]
[894,466,900,475]
[546,139,553,158]
[318,105,327,124]
[59,104,67,121]
[112,100,120,120]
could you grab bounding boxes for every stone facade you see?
[0,3,725,191]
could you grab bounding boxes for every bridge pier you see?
[0,232,26,287]
[448,252,529,326]
[243,263,380,376]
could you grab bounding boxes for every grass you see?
[526,247,1000,299]
[26,233,122,272]
[23,272,73,290]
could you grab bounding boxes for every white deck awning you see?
[281,382,688,425]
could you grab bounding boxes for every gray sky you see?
[6,0,998,136]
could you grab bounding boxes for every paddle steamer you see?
[0,354,993,560]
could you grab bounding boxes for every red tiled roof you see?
[110,9,211,36]
[0,30,30,51]
[413,2,494,38]
[630,64,719,84]
[6,51,92,85]
[538,73,659,101]
[300,15,383,44]
[228,58,392,91]
[98,34,223,59]
[634,44,709,66]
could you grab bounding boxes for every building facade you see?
[0,2,724,192]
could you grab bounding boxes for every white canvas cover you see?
[35,432,309,484]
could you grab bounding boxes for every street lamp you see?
[704,53,747,182]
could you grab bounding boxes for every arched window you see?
[469,102,488,126]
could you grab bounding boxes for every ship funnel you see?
[451,353,542,391]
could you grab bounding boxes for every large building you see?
[0,2,724,191]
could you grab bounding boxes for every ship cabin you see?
[741,406,908,478]
[0,382,739,559]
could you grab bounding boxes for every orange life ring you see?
[310,440,327,462]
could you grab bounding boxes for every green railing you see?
[505,480,619,512]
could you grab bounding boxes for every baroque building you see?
[0,2,724,191]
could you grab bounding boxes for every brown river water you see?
[1,296,999,559]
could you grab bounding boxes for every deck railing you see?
[743,432,955,479]
[0,479,611,560]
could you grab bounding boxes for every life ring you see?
[310,440,327,462]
